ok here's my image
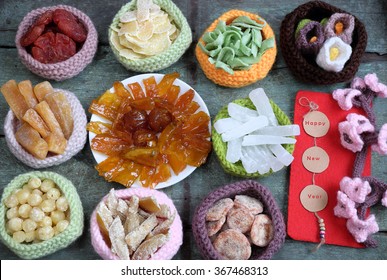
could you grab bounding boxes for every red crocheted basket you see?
[15,5,98,81]
[192,180,286,260]
[280,1,367,84]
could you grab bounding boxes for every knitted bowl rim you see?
[279,0,367,84]
[15,5,98,71]
[212,98,294,178]
[192,180,286,260]
[3,88,87,169]
[195,9,277,88]
[108,0,192,71]
[0,171,84,259]
[90,188,183,260]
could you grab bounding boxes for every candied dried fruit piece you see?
[133,128,157,147]
[124,212,141,235]
[130,97,156,111]
[113,81,132,99]
[226,207,254,233]
[182,111,210,136]
[250,214,274,247]
[122,109,148,132]
[148,107,173,132]
[127,82,146,100]
[97,202,113,245]
[123,147,159,167]
[53,9,87,43]
[207,215,226,237]
[1,80,29,120]
[155,204,171,219]
[92,134,132,156]
[86,121,112,135]
[111,160,143,187]
[125,214,158,252]
[206,198,234,221]
[234,195,263,215]
[167,153,186,175]
[44,133,67,155]
[174,89,194,113]
[127,195,140,214]
[18,80,38,108]
[106,188,119,213]
[22,109,50,138]
[132,234,168,260]
[20,24,45,47]
[97,90,122,110]
[139,196,161,213]
[213,229,251,260]
[15,123,48,159]
[109,217,130,260]
[44,91,74,139]
[143,76,159,97]
[157,72,179,96]
[34,81,54,102]
[89,100,118,121]
[35,101,65,138]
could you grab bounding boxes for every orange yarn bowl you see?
[195,10,277,88]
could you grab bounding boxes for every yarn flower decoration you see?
[339,177,372,203]
[364,73,387,98]
[332,88,361,110]
[324,13,355,44]
[295,21,325,55]
[346,113,375,134]
[371,123,387,155]
[346,215,379,243]
[350,77,366,90]
[333,191,357,218]
[338,119,364,152]
[316,37,352,72]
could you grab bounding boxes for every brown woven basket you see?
[280,1,367,84]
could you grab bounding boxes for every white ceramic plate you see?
[89,73,211,189]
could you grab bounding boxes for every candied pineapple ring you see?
[88,73,211,188]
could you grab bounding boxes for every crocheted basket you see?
[0,171,84,259]
[3,88,87,169]
[90,188,183,260]
[212,98,294,178]
[280,1,367,84]
[192,180,286,260]
[196,10,277,88]
[109,0,192,72]
[15,5,98,81]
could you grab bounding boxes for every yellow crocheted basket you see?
[196,10,277,88]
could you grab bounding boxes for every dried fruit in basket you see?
[15,123,49,159]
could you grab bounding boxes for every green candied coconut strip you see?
[0,171,84,259]
[108,0,192,72]
[212,98,295,178]
[198,15,275,74]
[295,19,311,38]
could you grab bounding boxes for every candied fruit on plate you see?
[88,73,211,189]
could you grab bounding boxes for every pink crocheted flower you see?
[324,13,355,44]
[338,120,364,152]
[382,191,387,207]
[364,73,387,98]
[350,77,366,90]
[334,191,357,218]
[371,123,387,155]
[346,214,379,243]
[339,177,372,203]
[332,88,361,110]
[346,113,375,134]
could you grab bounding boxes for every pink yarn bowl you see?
[90,188,183,260]
[3,88,87,169]
[15,5,98,81]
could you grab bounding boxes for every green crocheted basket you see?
[0,171,84,259]
[109,0,192,72]
[212,98,295,178]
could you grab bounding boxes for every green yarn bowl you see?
[212,98,295,178]
[109,0,192,72]
[0,171,84,259]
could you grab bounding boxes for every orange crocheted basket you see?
[196,10,277,88]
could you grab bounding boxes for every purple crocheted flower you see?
[332,88,361,110]
[382,191,387,207]
[295,21,325,55]
[371,123,387,155]
[346,214,379,243]
[334,191,357,218]
[350,77,366,91]
[339,177,372,203]
[346,113,375,134]
[324,13,355,44]
[364,73,387,98]
[338,120,364,152]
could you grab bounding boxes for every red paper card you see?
[288,90,371,248]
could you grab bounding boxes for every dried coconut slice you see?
[226,207,254,233]
[153,14,171,34]
[110,31,125,51]
[124,32,171,55]
[137,0,152,22]
[205,198,234,221]
[109,217,130,260]
[207,215,226,236]
[120,10,137,23]
[125,214,158,252]
[119,21,138,36]
[213,229,251,260]
[139,196,161,213]
[132,234,168,260]
[234,195,263,215]
[137,20,154,41]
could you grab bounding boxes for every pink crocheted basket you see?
[90,188,183,260]
[3,89,87,169]
[15,5,98,81]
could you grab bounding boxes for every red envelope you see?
[288,90,371,248]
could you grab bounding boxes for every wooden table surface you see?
[0,0,386,260]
